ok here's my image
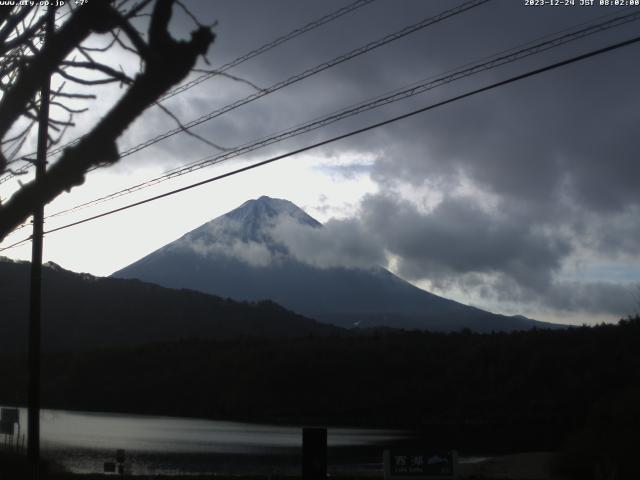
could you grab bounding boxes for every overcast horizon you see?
[1,0,639,326]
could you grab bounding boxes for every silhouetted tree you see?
[0,0,215,240]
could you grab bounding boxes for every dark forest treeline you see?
[0,259,341,352]
[1,318,639,454]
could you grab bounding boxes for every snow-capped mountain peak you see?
[228,196,321,229]
[167,196,320,261]
[113,197,554,333]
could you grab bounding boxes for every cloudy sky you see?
[1,0,639,325]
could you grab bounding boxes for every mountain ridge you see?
[113,196,560,332]
[0,256,342,353]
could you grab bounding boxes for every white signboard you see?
[384,450,458,480]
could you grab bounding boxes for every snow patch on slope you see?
[168,196,382,270]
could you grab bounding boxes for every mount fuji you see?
[113,196,556,332]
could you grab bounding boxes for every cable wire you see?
[0,32,634,251]
[0,234,32,252]
[0,6,77,184]
[0,0,375,183]
[160,0,376,101]
[40,9,640,222]
[1,0,490,185]
[115,0,490,159]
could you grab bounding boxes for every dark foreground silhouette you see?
[1,318,639,468]
[0,258,341,352]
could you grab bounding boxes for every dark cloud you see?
[370,50,640,209]
[544,281,637,317]
[359,193,572,290]
[317,163,373,179]
[271,216,387,269]
[352,191,638,318]
[120,1,640,320]
[131,0,640,186]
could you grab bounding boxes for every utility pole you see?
[28,6,55,478]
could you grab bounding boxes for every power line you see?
[0,0,375,183]
[39,9,640,222]
[0,234,32,252]
[0,32,633,249]
[115,0,490,159]
[160,0,376,101]
[0,0,490,186]
[0,6,78,185]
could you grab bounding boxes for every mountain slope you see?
[0,257,342,352]
[114,196,558,332]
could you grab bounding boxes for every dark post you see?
[303,427,327,480]
[27,6,55,478]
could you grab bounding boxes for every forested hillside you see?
[1,318,639,453]
[0,258,341,352]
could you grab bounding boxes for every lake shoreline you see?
[4,450,566,479]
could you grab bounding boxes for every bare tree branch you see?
[79,34,119,53]
[56,67,122,86]
[60,60,134,84]
[176,0,201,27]
[112,10,151,58]
[0,0,215,240]
[154,100,229,152]
[125,0,154,19]
[49,101,89,114]
[0,1,121,142]
[191,67,265,92]
[0,13,46,56]
[54,91,97,99]
[0,6,34,45]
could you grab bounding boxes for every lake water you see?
[1,407,406,475]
